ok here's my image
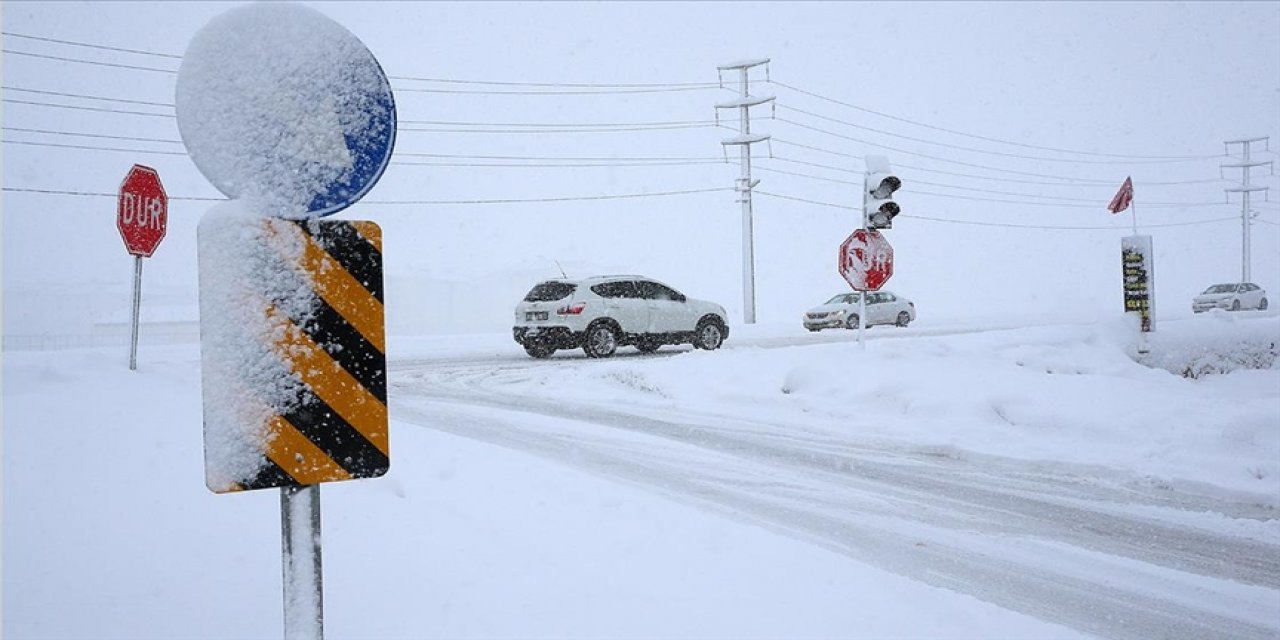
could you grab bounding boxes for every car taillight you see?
[557,302,586,315]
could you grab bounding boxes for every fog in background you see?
[4,1,1278,340]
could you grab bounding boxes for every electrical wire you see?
[775,103,1219,164]
[770,79,1224,161]
[3,126,184,145]
[763,153,1228,188]
[3,97,175,118]
[2,49,177,73]
[754,191,1242,229]
[2,186,732,205]
[2,32,183,58]
[775,116,1218,183]
[3,86,174,108]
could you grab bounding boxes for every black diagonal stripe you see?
[294,220,384,303]
[239,456,299,491]
[279,295,386,405]
[280,389,390,479]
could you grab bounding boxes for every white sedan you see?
[803,291,915,331]
[1191,282,1268,313]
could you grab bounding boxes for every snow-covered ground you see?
[4,311,1278,639]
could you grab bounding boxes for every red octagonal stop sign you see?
[839,228,893,291]
[117,164,168,257]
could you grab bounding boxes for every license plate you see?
[526,311,548,321]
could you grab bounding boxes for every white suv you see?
[513,276,729,358]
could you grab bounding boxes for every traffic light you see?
[863,155,901,229]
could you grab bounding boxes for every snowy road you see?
[389,335,1280,640]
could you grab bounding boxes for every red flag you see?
[1108,176,1134,214]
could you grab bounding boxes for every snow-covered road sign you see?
[839,228,894,292]
[199,216,388,493]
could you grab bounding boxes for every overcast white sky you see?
[3,1,1279,336]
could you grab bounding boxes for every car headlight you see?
[833,310,845,317]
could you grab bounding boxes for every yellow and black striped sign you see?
[200,218,388,493]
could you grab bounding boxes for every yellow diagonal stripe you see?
[275,318,390,456]
[263,415,354,484]
[292,226,386,354]
[350,221,382,253]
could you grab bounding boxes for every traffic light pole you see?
[858,183,868,350]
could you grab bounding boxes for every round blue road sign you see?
[175,2,396,219]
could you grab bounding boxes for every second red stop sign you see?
[838,228,893,292]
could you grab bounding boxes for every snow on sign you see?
[117,164,168,257]
[198,209,388,493]
[175,2,396,219]
[177,2,396,492]
[839,228,894,292]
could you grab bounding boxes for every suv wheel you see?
[583,322,618,358]
[693,319,725,350]
[844,314,860,330]
[524,343,555,359]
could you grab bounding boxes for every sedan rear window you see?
[524,282,577,301]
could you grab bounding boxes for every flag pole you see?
[1131,201,1138,235]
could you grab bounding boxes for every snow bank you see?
[1137,310,1279,377]
[478,316,1280,498]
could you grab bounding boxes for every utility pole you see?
[716,58,773,324]
[1222,137,1272,282]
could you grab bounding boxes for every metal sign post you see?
[282,485,324,640]
[129,256,143,370]
[117,164,168,371]
[180,4,398,638]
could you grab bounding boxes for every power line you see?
[754,191,1240,229]
[1,85,722,130]
[3,126,183,145]
[390,74,717,89]
[775,103,1218,164]
[2,31,717,89]
[393,159,728,168]
[3,139,188,155]
[395,151,724,161]
[2,138,732,169]
[2,49,177,73]
[398,123,719,134]
[4,86,173,108]
[1,95,715,134]
[770,79,1221,161]
[775,116,1215,183]
[2,185,732,205]
[398,117,717,128]
[2,97,175,118]
[763,153,1226,188]
[754,165,859,186]
[2,32,183,58]
[392,85,717,96]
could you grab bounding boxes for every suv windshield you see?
[1204,284,1237,294]
[524,282,577,302]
